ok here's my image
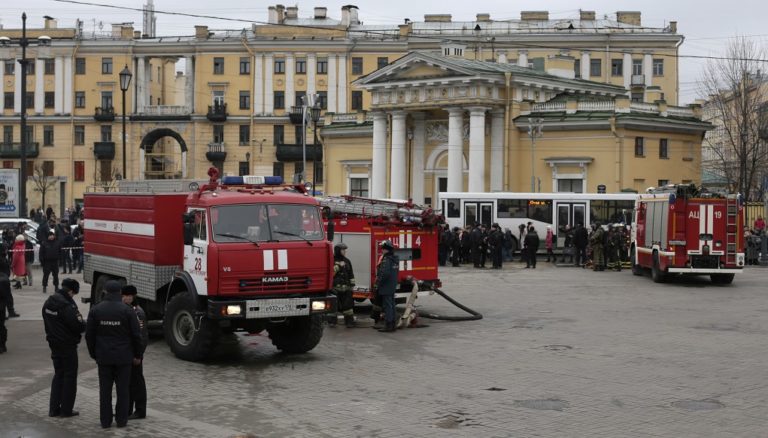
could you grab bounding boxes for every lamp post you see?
[309,106,321,196]
[19,13,29,218]
[299,93,319,186]
[245,152,251,175]
[527,117,543,192]
[119,65,132,179]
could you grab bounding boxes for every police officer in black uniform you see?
[0,273,11,353]
[86,280,143,429]
[122,285,148,420]
[375,240,400,333]
[42,278,86,417]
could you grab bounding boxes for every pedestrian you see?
[754,216,766,235]
[329,243,357,328]
[0,243,19,318]
[450,227,462,267]
[573,223,589,267]
[524,226,540,268]
[121,285,148,420]
[24,233,34,286]
[545,225,555,262]
[86,280,143,429]
[437,224,449,267]
[72,221,84,273]
[40,229,61,294]
[46,204,54,221]
[560,224,574,264]
[488,223,504,269]
[61,227,75,274]
[470,224,484,268]
[375,240,399,333]
[42,278,86,417]
[589,223,606,271]
[11,234,27,289]
[0,273,11,353]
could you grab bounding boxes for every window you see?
[530,58,545,71]
[101,91,113,109]
[42,161,54,177]
[100,125,112,142]
[190,210,207,241]
[653,59,664,76]
[658,179,669,187]
[273,162,284,178]
[611,59,623,76]
[659,138,668,159]
[377,57,388,69]
[212,125,224,143]
[314,162,323,183]
[630,92,643,103]
[75,58,86,75]
[295,91,306,107]
[3,161,12,169]
[273,125,284,145]
[496,199,553,222]
[212,90,225,107]
[43,125,54,146]
[273,91,285,109]
[445,200,460,218]
[557,179,584,193]
[317,91,328,110]
[74,161,85,181]
[350,178,369,197]
[351,57,363,75]
[27,60,35,75]
[574,59,581,78]
[4,60,14,75]
[317,58,328,74]
[74,125,85,145]
[590,59,601,77]
[99,160,112,182]
[3,93,12,109]
[295,125,304,144]
[23,126,33,144]
[238,161,249,176]
[25,93,34,108]
[239,91,250,110]
[351,90,363,111]
[44,59,55,75]
[274,58,285,74]
[632,59,643,75]
[75,91,85,108]
[101,57,113,74]
[635,137,644,156]
[211,204,322,243]
[3,126,13,144]
[296,58,306,74]
[238,57,250,75]
[213,57,224,75]
[44,92,55,108]
[239,124,250,145]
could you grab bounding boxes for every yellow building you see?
[0,6,698,216]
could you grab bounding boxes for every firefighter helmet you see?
[379,240,394,251]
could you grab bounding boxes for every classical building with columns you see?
[0,5,696,215]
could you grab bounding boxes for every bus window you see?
[446,200,460,218]
[498,199,527,218]
[528,200,552,223]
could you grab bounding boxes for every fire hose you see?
[406,279,482,322]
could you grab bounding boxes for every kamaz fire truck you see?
[630,184,745,284]
[83,169,336,361]
[320,196,442,300]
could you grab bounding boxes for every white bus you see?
[438,192,639,252]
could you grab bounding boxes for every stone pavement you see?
[1,263,767,437]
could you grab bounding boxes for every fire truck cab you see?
[630,184,745,284]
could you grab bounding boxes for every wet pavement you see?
[2,263,768,437]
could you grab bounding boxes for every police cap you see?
[104,280,121,294]
[121,285,138,296]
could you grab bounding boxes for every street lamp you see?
[300,93,319,186]
[309,106,321,196]
[245,152,251,175]
[119,65,132,179]
[17,13,30,218]
[527,117,544,192]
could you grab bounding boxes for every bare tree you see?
[30,165,59,210]
[700,37,768,200]
[97,166,122,193]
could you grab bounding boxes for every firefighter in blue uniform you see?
[375,240,399,333]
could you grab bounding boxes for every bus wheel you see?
[630,249,643,276]
[651,252,666,283]
[711,273,735,285]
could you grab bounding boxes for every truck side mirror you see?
[183,223,193,246]
[326,220,335,242]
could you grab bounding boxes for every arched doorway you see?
[425,144,467,200]
[139,128,188,179]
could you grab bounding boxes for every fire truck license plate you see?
[245,298,310,318]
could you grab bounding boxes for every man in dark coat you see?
[86,280,143,429]
[375,240,399,333]
[524,226,540,268]
[0,273,11,353]
[39,230,61,294]
[122,285,148,420]
[470,224,484,268]
[573,223,589,267]
[487,224,505,269]
[450,227,462,267]
[42,278,86,417]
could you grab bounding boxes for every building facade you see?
[0,5,700,216]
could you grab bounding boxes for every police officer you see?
[0,273,11,353]
[330,243,357,328]
[122,285,148,420]
[375,240,399,333]
[40,229,61,294]
[86,280,143,429]
[42,278,86,417]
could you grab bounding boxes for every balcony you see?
[0,142,40,158]
[131,105,191,121]
[275,143,322,162]
[207,103,228,122]
[631,74,646,87]
[94,107,116,122]
[205,142,227,163]
[93,141,116,160]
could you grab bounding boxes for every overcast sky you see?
[3,0,767,104]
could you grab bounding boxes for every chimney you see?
[195,25,209,40]
[669,21,677,33]
[112,24,123,38]
[341,5,360,26]
[579,10,595,21]
[424,14,452,23]
[269,5,286,24]
[314,7,327,19]
[285,6,298,19]
[348,5,359,25]
[616,11,641,26]
[268,6,279,24]
[44,17,58,29]
[521,11,549,21]
[476,13,491,22]
[134,30,142,39]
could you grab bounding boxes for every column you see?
[14,59,23,113]
[136,56,146,110]
[253,54,263,115]
[185,56,195,113]
[34,58,44,113]
[390,111,407,200]
[307,53,316,96]
[54,57,63,114]
[581,51,590,79]
[644,52,653,88]
[337,54,347,113]
[140,148,146,180]
[63,57,73,113]
[490,109,504,192]
[327,55,337,112]
[468,107,487,192]
[264,54,274,113]
[517,50,528,68]
[447,107,464,193]
[623,52,632,91]
[285,54,294,108]
[371,111,388,199]
[0,64,4,112]
[144,59,151,105]
[410,112,426,204]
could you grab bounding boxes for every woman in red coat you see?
[11,234,27,288]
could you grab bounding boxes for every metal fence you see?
[745,202,766,230]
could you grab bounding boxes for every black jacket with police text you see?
[42,289,86,351]
[86,293,143,365]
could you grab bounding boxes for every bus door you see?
[554,202,586,247]
[463,201,494,228]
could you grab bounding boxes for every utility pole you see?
[527,118,543,192]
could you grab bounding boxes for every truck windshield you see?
[211,204,324,243]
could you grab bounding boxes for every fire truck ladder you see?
[320,196,430,223]
[725,195,739,265]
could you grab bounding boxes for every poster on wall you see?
[0,169,20,218]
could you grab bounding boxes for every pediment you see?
[355,52,480,87]
[377,62,468,82]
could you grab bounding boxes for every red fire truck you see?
[319,196,442,300]
[630,184,745,284]
[83,169,336,361]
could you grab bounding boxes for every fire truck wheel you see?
[267,314,323,354]
[711,273,735,285]
[630,250,643,276]
[164,293,218,361]
[651,253,666,283]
